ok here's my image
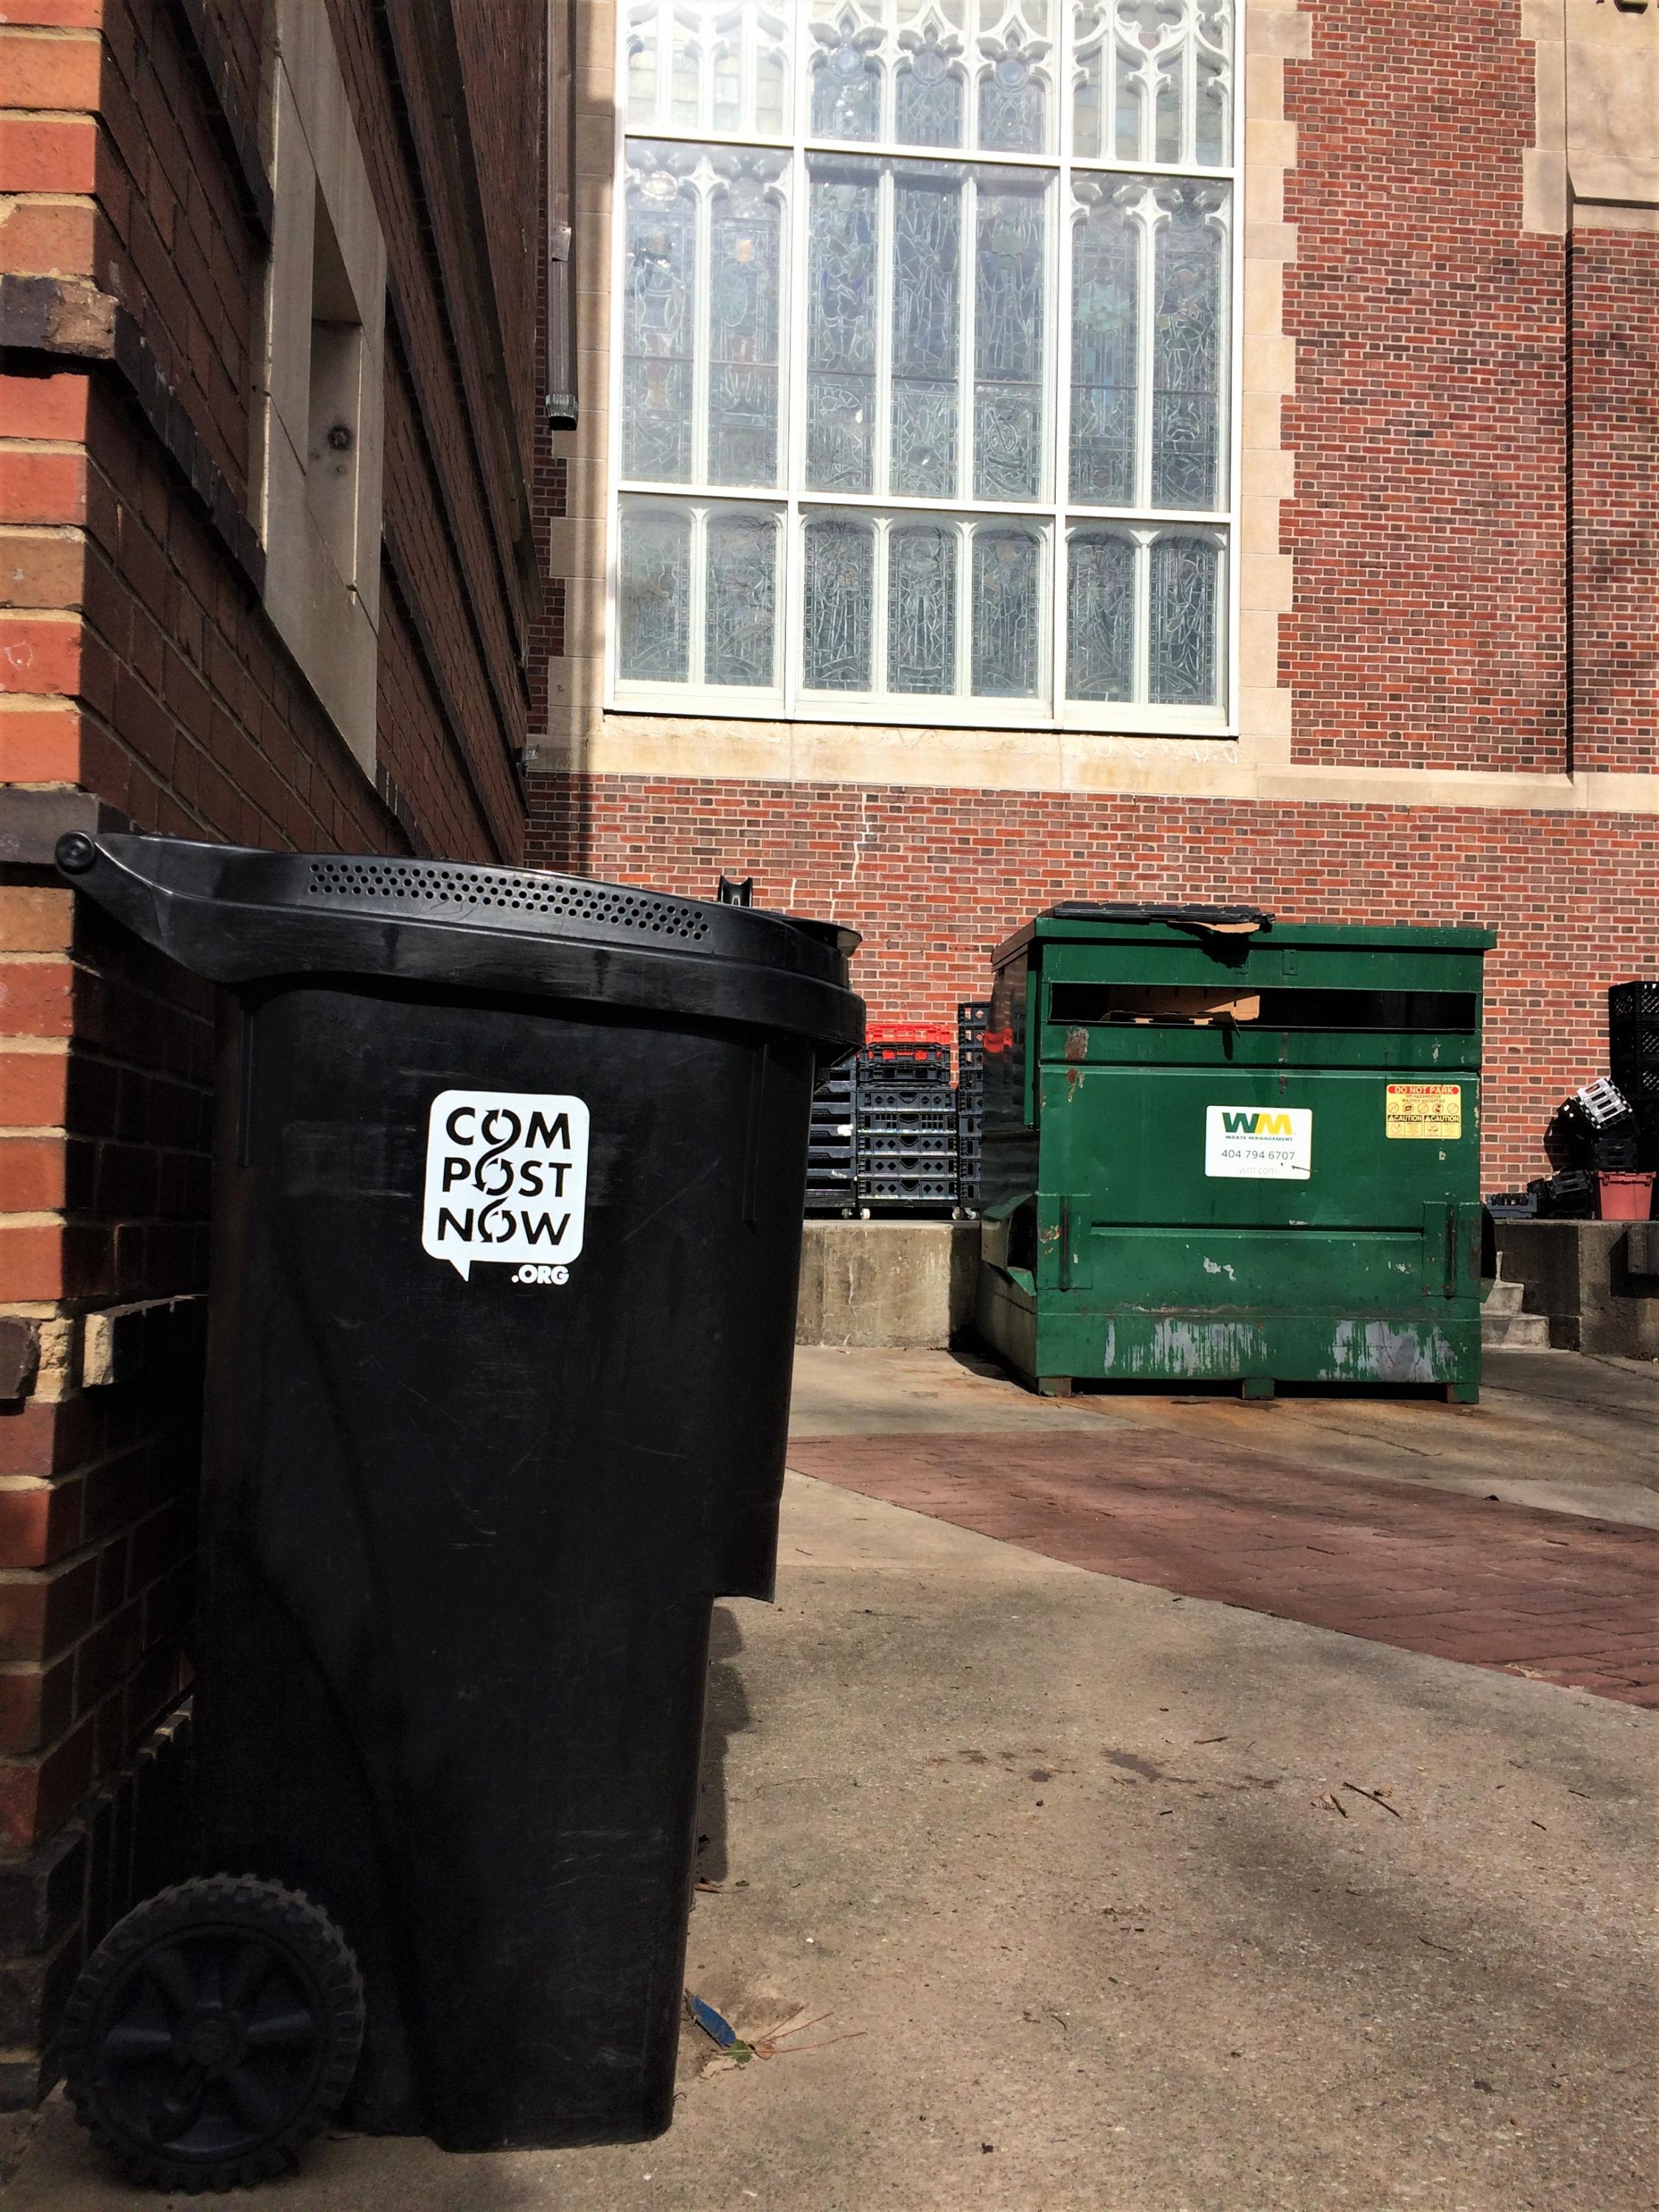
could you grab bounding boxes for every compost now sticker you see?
[421,1091,589,1282]
[1385,1083,1462,1140]
[1204,1105,1313,1181]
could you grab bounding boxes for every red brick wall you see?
[1570,228,1658,776]
[329,0,539,727]
[1281,1,1568,773]
[453,0,543,472]
[0,884,207,1837]
[378,344,526,860]
[1,369,403,851]
[525,773,1657,1190]
[0,2,262,504]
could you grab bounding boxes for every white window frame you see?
[605,3,1242,737]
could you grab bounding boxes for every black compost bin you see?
[55,832,862,2183]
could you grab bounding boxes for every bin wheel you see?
[61,1874,364,2193]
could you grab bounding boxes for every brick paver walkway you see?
[786,1430,1659,1707]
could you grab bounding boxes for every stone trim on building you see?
[258,0,388,776]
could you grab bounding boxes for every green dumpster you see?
[975,903,1494,1401]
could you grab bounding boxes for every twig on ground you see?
[1343,1782,1402,1818]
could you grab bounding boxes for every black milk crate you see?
[858,1106,954,1124]
[1607,1061,1659,1103]
[1590,1127,1641,1172]
[1610,1023,1659,1071]
[858,1041,951,1085]
[854,1079,953,1110]
[858,1170,958,1206]
[857,1107,956,1138]
[1530,1169,1595,1220]
[1609,981,1659,1023]
[956,1001,988,1093]
[859,1131,956,1163]
[1484,1190,1537,1220]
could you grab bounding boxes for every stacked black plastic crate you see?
[1610,982,1659,1168]
[805,1062,858,1215]
[956,1001,988,1214]
[856,1035,956,1211]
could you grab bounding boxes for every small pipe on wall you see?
[545,0,577,428]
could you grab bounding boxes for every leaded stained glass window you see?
[612,0,1237,727]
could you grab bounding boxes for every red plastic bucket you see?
[1595,1172,1655,1221]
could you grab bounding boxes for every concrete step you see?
[1483,1308,1553,1349]
[1482,1278,1526,1316]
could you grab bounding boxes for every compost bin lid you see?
[57,833,864,1053]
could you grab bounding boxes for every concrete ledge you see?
[796,1220,979,1349]
[1492,1220,1659,1360]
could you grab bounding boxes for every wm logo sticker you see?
[1205,1105,1312,1181]
[1220,1110,1295,1137]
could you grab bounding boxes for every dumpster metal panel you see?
[976,910,1492,1397]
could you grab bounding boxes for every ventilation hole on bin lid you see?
[305,859,709,939]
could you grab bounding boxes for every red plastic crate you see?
[865,1022,955,1048]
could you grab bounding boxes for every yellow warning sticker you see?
[1385,1083,1463,1140]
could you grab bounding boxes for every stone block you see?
[1492,1220,1659,1360]
[796,1220,979,1349]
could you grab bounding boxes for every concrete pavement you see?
[790,1343,1659,1528]
[788,1349,1659,1705]
[4,1350,1655,2211]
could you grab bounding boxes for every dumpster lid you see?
[992,901,1275,966]
[1043,901,1274,931]
[57,833,864,1054]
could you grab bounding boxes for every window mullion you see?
[1051,153,1071,717]
[689,507,708,686]
[959,170,978,507]
[1134,526,1152,705]
[872,517,890,707]
[874,165,895,502]
[1054,195,1074,710]
[956,518,971,700]
[692,173,712,486]
[1136,195,1157,513]
[784,146,810,718]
